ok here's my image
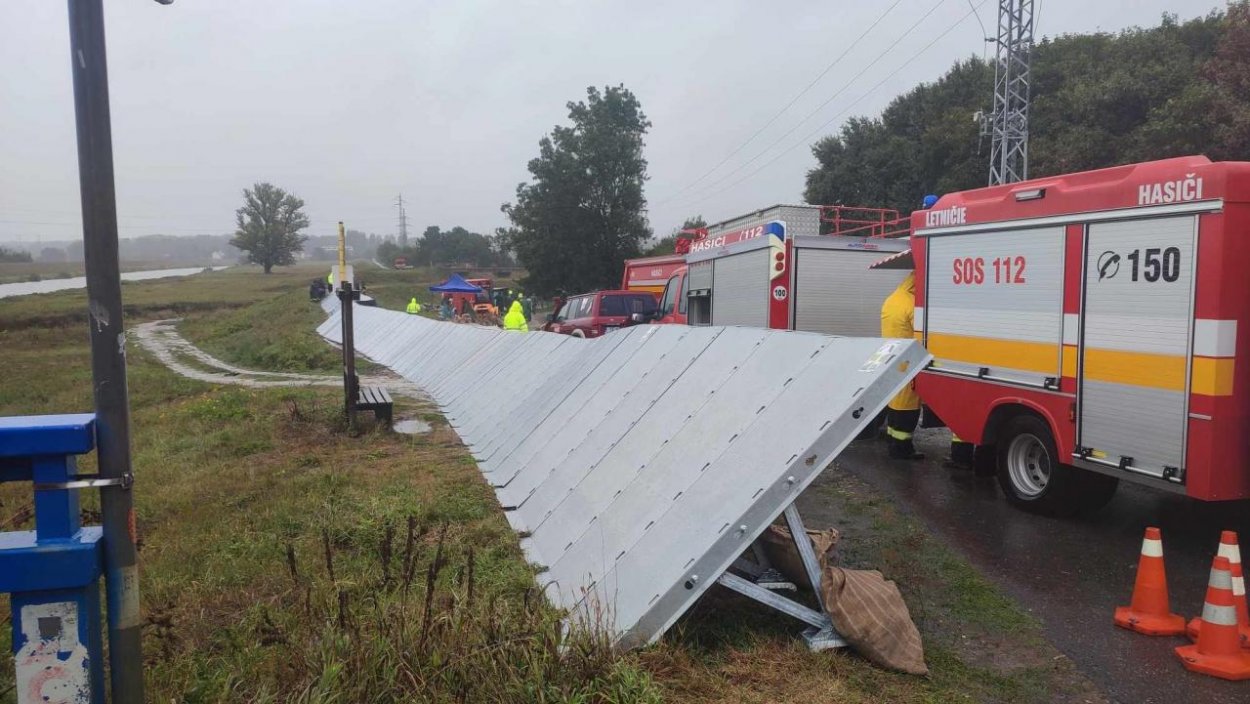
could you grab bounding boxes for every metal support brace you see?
[782,503,827,612]
[731,556,764,578]
[717,572,827,628]
[717,502,848,650]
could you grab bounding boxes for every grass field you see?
[0,261,1096,702]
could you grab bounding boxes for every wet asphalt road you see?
[828,428,1250,704]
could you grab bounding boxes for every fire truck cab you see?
[913,155,1250,514]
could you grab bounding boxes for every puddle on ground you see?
[393,418,432,434]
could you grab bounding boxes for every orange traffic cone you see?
[1186,531,1250,647]
[1175,556,1250,680]
[1115,527,1186,635]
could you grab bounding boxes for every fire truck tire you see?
[995,414,1080,516]
[570,330,586,338]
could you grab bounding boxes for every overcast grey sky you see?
[0,0,1222,245]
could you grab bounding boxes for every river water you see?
[0,266,227,300]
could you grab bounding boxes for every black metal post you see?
[66,1,145,701]
[339,283,359,427]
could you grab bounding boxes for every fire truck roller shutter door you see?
[924,227,1066,387]
[712,250,769,328]
[1079,215,1197,478]
[794,247,908,337]
[688,260,713,291]
[687,260,714,326]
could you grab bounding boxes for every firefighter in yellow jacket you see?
[503,300,528,332]
[881,271,923,460]
[406,297,422,315]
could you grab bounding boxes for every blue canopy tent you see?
[428,273,484,293]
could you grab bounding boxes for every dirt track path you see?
[132,318,427,400]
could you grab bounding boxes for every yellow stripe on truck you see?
[1192,356,1235,396]
[1081,348,1186,391]
[924,334,1234,396]
[924,332,1058,375]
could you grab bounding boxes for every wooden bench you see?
[356,385,393,428]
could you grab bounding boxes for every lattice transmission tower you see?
[395,194,409,246]
[986,0,1034,185]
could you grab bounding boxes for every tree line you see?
[376,226,512,269]
[804,6,1249,211]
[0,246,33,263]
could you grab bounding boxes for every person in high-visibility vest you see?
[503,299,528,332]
[881,271,923,460]
[406,297,422,315]
[518,291,533,321]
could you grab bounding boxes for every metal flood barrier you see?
[318,304,929,649]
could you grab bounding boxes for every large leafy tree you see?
[804,8,1237,212]
[503,85,652,296]
[231,182,310,273]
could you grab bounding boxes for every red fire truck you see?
[912,155,1250,513]
[627,205,910,336]
[621,253,685,297]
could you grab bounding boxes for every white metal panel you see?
[1194,319,1237,358]
[710,204,822,238]
[711,249,768,327]
[317,302,930,650]
[925,227,1065,384]
[792,247,906,337]
[537,329,829,585]
[1080,215,1196,476]
[493,326,698,510]
[585,337,926,647]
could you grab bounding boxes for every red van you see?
[542,290,658,338]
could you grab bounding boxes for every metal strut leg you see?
[783,503,826,611]
[717,503,848,650]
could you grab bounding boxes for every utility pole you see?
[395,194,409,246]
[65,0,172,701]
[985,0,1034,185]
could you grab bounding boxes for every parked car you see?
[542,290,658,338]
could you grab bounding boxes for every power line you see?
[0,218,228,233]
[677,0,990,210]
[659,0,950,208]
[657,0,909,205]
[967,0,990,61]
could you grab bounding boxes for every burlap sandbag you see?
[759,524,839,586]
[820,567,928,675]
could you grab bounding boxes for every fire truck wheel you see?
[995,414,1077,515]
[570,330,586,338]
